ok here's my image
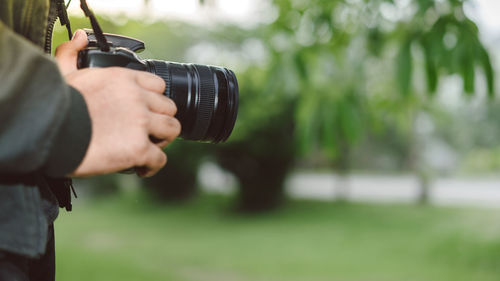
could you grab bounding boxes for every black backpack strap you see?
[0,173,77,211]
[44,177,77,212]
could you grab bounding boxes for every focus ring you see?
[190,65,216,140]
[150,60,171,98]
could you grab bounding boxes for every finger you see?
[148,113,182,145]
[137,146,167,177]
[144,90,177,116]
[55,29,88,75]
[149,136,169,149]
[155,140,170,149]
[135,72,166,94]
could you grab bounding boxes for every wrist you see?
[43,86,92,177]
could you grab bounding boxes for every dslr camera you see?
[77,30,239,143]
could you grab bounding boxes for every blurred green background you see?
[52,0,500,280]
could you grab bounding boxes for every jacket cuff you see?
[43,86,92,177]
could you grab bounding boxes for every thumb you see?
[55,29,88,76]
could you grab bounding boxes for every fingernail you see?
[72,30,82,41]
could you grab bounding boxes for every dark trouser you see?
[0,224,55,281]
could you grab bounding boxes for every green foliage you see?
[478,45,495,98]
[296,88,364,159]
[263,0,496,168]
[438,100,500,174]
[394,12,495,97]
[461,146,500,173]
[397,38,413,96]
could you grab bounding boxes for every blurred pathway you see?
[199,163,500,208]
[286,174,500,208]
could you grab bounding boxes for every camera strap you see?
[58,0,110,51]
[79,0,110,51]
[57,0,73,40]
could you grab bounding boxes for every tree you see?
[205,0,495,209]
[214,65,296,211]
[263,0,495,203]
[390,0,494,202]
[143,141,209,202]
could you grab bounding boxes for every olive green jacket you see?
[0,0,91,257]
[0,0,51,48]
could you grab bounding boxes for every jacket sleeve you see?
[0,22,92,178]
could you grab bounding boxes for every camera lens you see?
[146,60,239,143]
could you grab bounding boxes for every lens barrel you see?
[146,60,239,143]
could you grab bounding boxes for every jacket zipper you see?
[45,1,72,54]
[44,16,57,54]
[44,0,65,54]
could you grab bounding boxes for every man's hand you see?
[55,30,181,178]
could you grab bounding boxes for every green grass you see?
[55,193,500,281]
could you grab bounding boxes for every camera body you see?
[77,29,239,143]
[78,30,148,70]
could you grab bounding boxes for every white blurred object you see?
[67,0,276,28]
[68,0,498,40]
[465,0,500,41]
[287,173,500,208]
[286,173,420,203]
[198,162,237,195]
[422,138,458,173]
[431,178,500,208]
[198,162,500,209]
